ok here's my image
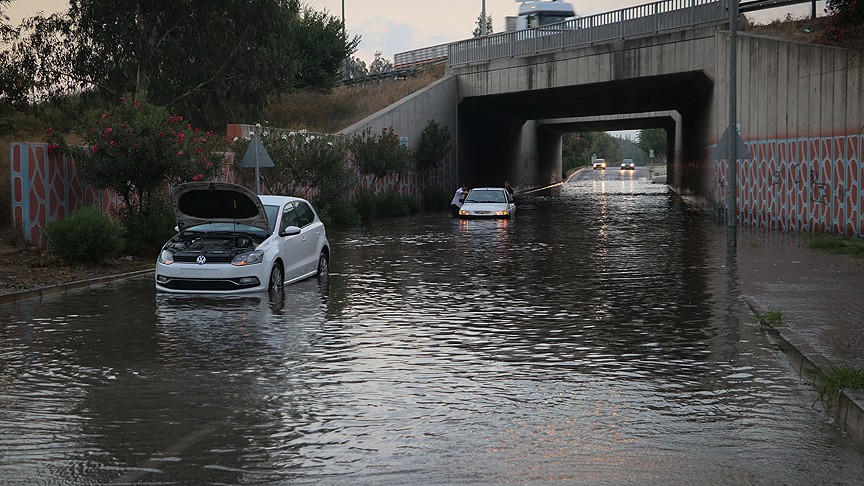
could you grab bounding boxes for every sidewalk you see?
[735,230,864,450]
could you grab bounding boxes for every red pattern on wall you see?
[711,133,863,237]
[9,143,239,248]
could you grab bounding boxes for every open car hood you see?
[170,182,271,233]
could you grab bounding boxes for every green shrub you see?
[43,205,124,264]
[375,190,411,217]
[421,186,451,212]
[404,194,421,214]
[354,189,378,221]
[315,198,361,228]
[119,198,177,257]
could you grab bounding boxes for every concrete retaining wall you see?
[340,75,460,195]
[703,32,864,236]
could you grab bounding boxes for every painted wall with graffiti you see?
[9,142,240,248]
[10,142,123,248]
[709,135,862,236]
[693,31,864,237]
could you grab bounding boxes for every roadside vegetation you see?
[0,1,453,266]
[754,308,864,408]
[756,309,784,326]
[820,365,864,407]
[805,234,864,260]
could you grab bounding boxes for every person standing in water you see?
[450,184,469,216]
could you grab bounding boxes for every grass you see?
[263,64,445,133]
[819,365,864,407]
[805,235,864,260]
[757,310,783,326]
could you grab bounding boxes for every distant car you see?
[592,159,607,170]
[621,159,635,170]
[155,182,330,294]
[458,187,516,219]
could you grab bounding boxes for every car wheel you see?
[316,252,329,278]
[268,263,284,292]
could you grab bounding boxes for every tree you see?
[638,128,667,158]
[562,131,623,175]
[346,56,369,79]
[0,0,29,111]
[348,127,412,186]
[472,13,494,37]
[822,0,864,48]
[233,128,353,201]
[825,0,863,23]
[369,51,393,74]
[9,0,360,129]
[415,120,451,172]
[47,96,225,214]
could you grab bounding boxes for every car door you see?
[275,202,306,282]
[294,201,324,276]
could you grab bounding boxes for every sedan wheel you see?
[316,252,329,279]
[268,263,284,292]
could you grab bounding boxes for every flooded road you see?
[2,169,863,484]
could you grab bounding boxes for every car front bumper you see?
[154,262,268,293]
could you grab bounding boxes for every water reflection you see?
[1,175,863,484]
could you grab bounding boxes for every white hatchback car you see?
[155,182,329,293]
[458,187,516,219]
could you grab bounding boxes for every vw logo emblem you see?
[196,255,206,265]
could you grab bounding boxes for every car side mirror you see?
[280,225,301,237]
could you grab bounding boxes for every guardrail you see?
[448,0,730,66]
[394,44,448,69]
[391,0,818,68]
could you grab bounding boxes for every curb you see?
[743,296,864,451]
[0,268,154,306]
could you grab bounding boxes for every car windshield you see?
[184,222,269,236]
[465,190,507,204]
[263,204,280,230]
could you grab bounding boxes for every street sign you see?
[713,126,748,160]
[239,133,274,194]
[400,136,409,147]
[239,134,275,168]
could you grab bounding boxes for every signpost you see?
[239,133,275,194]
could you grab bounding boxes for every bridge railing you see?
[394,44,449,69]
[447,0,730,66]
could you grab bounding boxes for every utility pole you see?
[481,0,487,36]
[342,0,348,79]
[726,0,738,232]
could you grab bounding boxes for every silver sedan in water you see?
[458,187,516,219]
[155,182,330,294]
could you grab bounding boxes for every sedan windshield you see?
[465,190,507,204]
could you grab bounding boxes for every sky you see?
[6,0,828,65]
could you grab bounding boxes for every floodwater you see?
[2,169,863,485]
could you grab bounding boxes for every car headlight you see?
[231,249,264,266]
[158,250,174,265]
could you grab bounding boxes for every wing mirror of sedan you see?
[280,225,302,237]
